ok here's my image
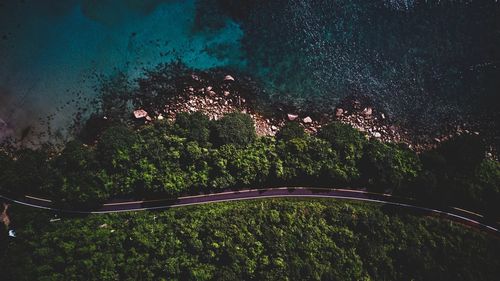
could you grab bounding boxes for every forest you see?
[0,109,498,218]
[1,199,498,280]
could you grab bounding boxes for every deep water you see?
[0,0,499,142]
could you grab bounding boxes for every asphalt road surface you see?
[1,187,498,235]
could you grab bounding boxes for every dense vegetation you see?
[0,110,498,218]
[1,199,498,280]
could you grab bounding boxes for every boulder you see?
[133,109,148,119]
[335,108,344,117]
[287,114,298,121]
[362,107,372,117]
[224,75,235,81]
[302,116,313,124]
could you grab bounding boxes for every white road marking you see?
[2,191,498,233]
[25,195,52,202]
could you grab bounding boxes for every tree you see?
[48,141,111,208]
[77,114,112,145]
[96,125,141,172]
[0,151,15,194]
[211,112,256,147]
[360,141,421,193]
[275,136,344,184]
[209,139,276,189]
[413,136,498,216]
[174,112,212,144]
[318,122,367,180]
[182,141,211,191]
[476,159,500,217]
[11,149,51,195]
[436,134,486,175]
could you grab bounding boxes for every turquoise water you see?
[0,0,245,137]
[1,0,499,140]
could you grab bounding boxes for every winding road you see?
[1,187,498,235]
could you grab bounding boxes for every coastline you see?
[126,69,496,156]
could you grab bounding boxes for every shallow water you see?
[0,0,499,141]
[0,0,244,139]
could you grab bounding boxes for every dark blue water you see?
[1,0,499,141]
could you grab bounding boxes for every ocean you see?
[1,0,499,142]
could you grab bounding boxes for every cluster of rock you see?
[417,123,483,153]
[331,100,491,153]
[131,78,417,149]
[331,101,412,146]
[130,74,422,150]
[130,75,491,154]
[132,74,283,136]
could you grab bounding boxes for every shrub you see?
[174,111,211,144]
[211,112,256,147]
[276,122,306,141]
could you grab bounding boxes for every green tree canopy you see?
[96,125,141,172]
[211,112,256,147]
[436,134,486,174]
[0,151,15,193]
[174,111,212,145]
[276,121,306,141]
[11,149,51,195]
[360,141,421,193]
[47,140,110,208]
[318,122,367,160]
[275,136,343,184]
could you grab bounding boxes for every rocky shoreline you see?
[120,71,496,157]
[129,73,486,154]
